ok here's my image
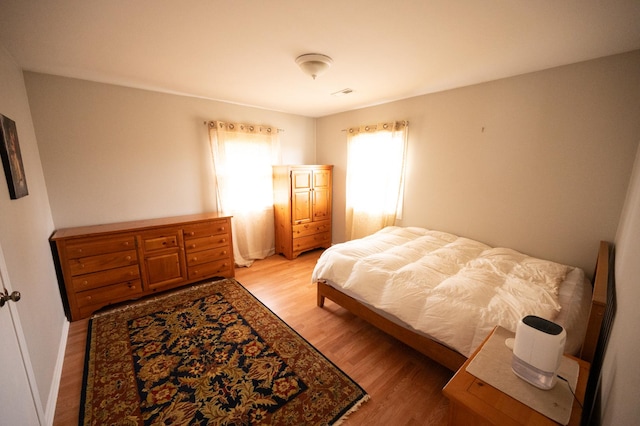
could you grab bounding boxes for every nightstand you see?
[443,327,589,426]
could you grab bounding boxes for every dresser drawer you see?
[72,265,140,292]
[69,250,138,276]
[186,247,231,266]
[293,231,331,252]
[293,220,331,238]
[183,219,230,239]
[75,280,142,310]
[185,234,230,252]
[65,235,136,259]
[142,234,180,252]
[188,259,233,280]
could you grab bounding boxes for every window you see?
[346,121,408,240]
[207,121,280,266]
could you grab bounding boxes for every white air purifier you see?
[511,315,566,390]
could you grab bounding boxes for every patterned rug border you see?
[79,278,369,425]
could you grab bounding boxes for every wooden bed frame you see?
[317,241,610,372]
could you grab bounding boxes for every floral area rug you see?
[80,278,368,425]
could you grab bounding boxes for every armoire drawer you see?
[293,232,331,252]
[293,220,331,238]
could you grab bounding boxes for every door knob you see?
[0,289,21,308]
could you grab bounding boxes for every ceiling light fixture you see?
[332,88,353,97]
[296,53,333,80]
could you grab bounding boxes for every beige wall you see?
[317,50,640,274]
[24,73,317,229]
[0,46,66,422]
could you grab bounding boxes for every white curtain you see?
[207,121,280,267]
[346,121,408,240]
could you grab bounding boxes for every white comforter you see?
[312,227,574,357]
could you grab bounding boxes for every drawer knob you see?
[82,280,88,285]
[125,256,132,261]
[190,244,196,249]
[187,231,195,236]
[192,257,198,262]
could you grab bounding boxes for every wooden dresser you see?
[273,165,333,259]
[50,213,234,321]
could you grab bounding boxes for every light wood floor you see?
[53,249,453,425]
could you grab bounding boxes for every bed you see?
[313,226,609,371]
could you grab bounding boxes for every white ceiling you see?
[1,0,639,117]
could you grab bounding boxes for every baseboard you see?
[44,319,69,426]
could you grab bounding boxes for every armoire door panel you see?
[293,191,312,224]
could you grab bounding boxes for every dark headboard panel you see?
[581,241,617,426]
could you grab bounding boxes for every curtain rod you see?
[203,121,284,132]
[341,120,409,132]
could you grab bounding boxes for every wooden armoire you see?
[273,165,333,259]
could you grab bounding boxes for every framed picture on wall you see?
[0,114,28,199]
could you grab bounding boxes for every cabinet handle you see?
[125,256,132,261]
[186,231,195,236]
[190,244,196,249]
[192,257,198,262]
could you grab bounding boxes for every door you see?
[0,242,42,425]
